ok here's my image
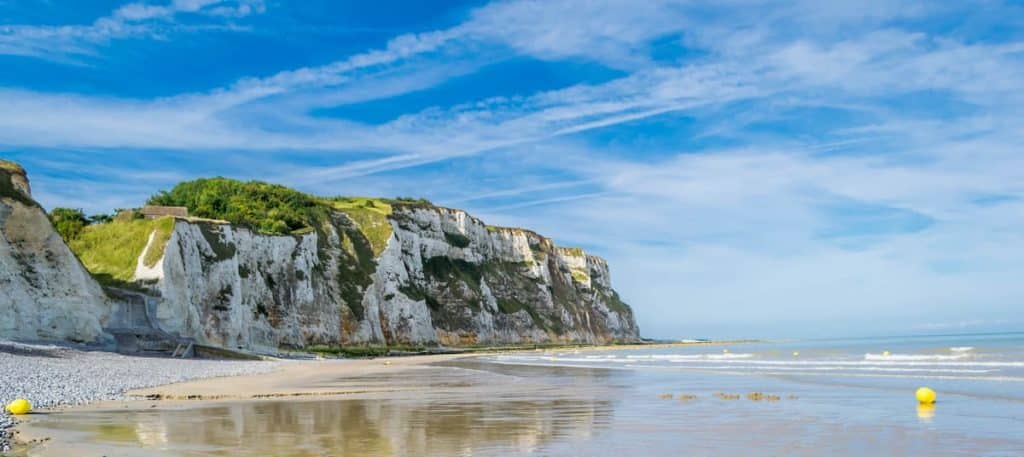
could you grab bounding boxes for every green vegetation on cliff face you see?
[69,217,175,285]
[570,268,589,283]
[148,178,328,235]
[332,214,378,320]
[604,289,632,315]
[327,197,393,256]
[558,247,585,257]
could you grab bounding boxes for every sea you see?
[477,331,1024,456]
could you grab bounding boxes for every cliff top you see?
[0,159,26,175]
[144,177,546,241]
[78,176,603,264]
[557,246,586,257]
[0,159,36,207]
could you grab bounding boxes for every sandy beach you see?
[3,340,717,455]
[7,335,1024,456]
[12,353,581,456]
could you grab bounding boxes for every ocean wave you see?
[950,346,975,353]
[493,355,1024,368]
[483,359,1024,381]
[624,353,755,360]
[864,353,969,361]
[679,365,996,374]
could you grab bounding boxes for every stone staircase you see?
[104,287,195,357]
[103,287,264,360]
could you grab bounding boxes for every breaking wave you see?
[864,353,970,361]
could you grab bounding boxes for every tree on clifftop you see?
[147,177,326,235]
[49,207,89,241]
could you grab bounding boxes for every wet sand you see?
[15,354,606,456]
[127,353,478,400]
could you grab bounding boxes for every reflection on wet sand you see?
[26,360,618,457]
[35,397,613,457]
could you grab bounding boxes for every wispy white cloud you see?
[0,0,265,61]
[3,1,1021,166]
[483,191,612,212]
[448,180,595,204]
[462,0,689,68]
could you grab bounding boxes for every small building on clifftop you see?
[140,205,188,219]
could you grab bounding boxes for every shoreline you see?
[61,339,757,402]
[295,339,760,359]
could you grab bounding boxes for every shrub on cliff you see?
[148,178,326,235]
[49,207,89,241]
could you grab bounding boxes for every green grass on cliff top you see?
[327,197,393,257]
[138,177,578,261]
[145,178,395,255]
[70,216,175,284]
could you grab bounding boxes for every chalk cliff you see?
[0,160,109,342]
[137,203,638,351]
[0,165,639,351]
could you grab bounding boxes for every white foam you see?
[624,353,755,361]
[684,365,995,374]
[950,346,974,353]
[864,353,969,361]
[482,359,1024,382]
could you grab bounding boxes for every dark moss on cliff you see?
[604,288,633,316]
[331,213,378,321]
[197,222,236,261]
[423,256,483,292]
[0,167,37,208]
[443,232,471,248]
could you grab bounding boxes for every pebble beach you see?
[0,340,278,453]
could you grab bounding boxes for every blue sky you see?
[2,0,1023,339]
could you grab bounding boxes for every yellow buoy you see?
[723,348,729,353]
[6,398,31,415]
[916,387,936,404]
[883,351,890,357]
[792,351,799,357]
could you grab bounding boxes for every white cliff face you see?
[150,220,329,353]
[0,166,109,343]
[0,163,638,350]
[133,203,639,351]
[387,206,637,345]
